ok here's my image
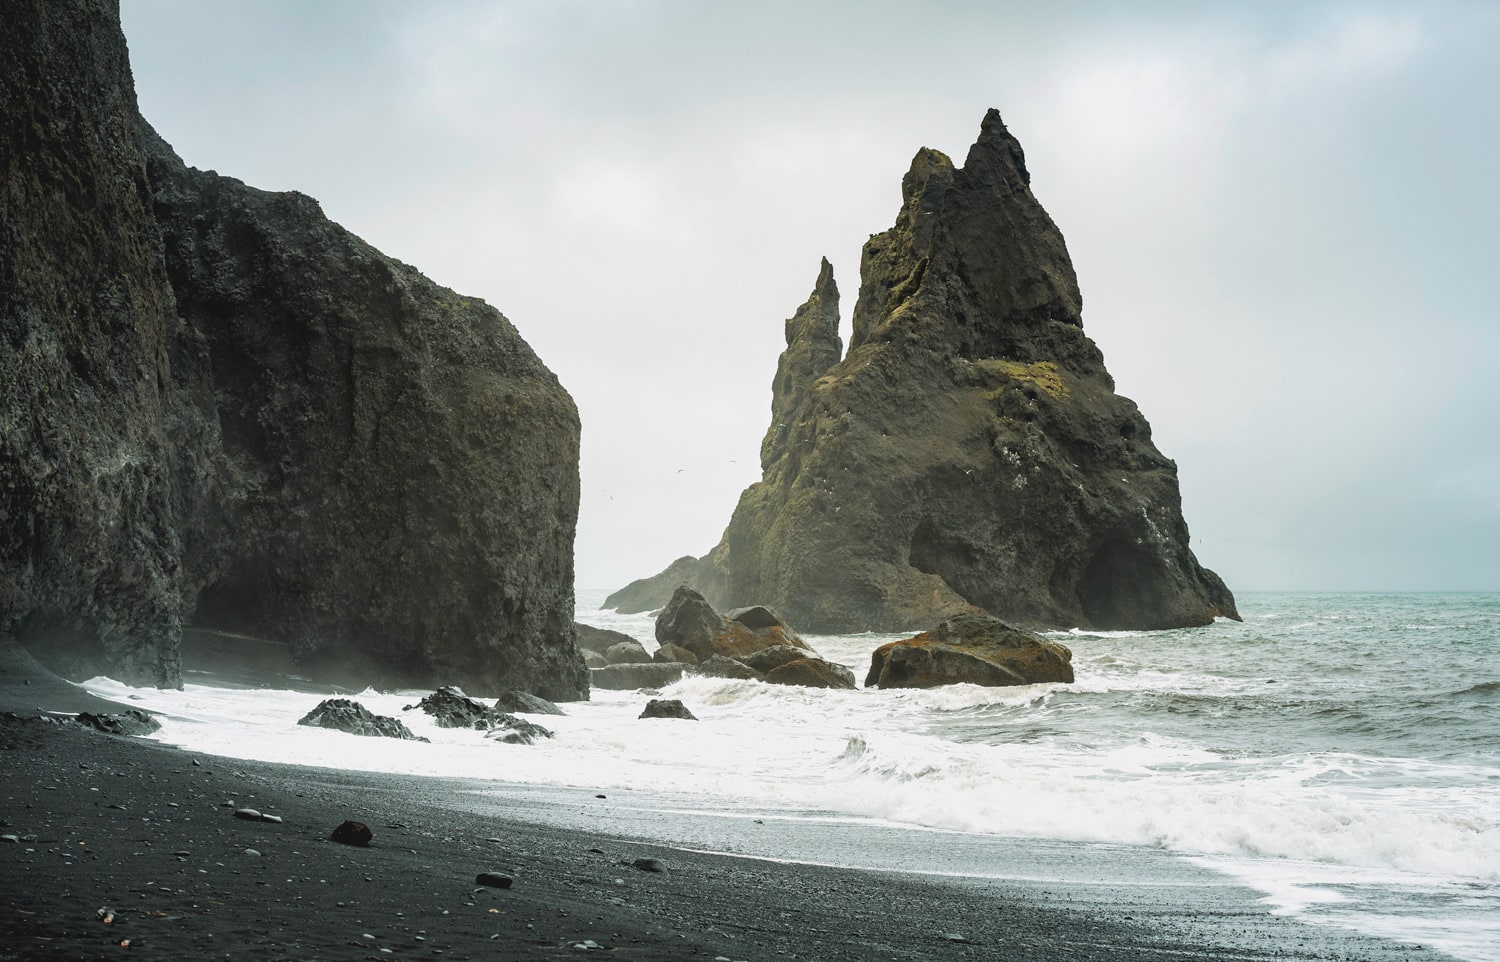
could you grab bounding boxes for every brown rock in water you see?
[614,111,1237,633]
[865,613,1073,689]
[654,587,810,662]
[765,658,857,690]
[653,643,698,665]
[0,0,587,699]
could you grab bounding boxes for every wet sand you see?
[0,640,1456,961]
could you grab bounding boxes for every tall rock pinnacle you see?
[761,258,842,470]
[611,109,1237,633]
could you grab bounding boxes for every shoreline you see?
[1,645,1459,961]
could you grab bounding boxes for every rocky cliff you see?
[611,110,1237,632]
[1,0,587,698]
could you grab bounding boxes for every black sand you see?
[1,641,1457,961]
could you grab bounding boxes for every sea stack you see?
[610,110,1237,633]
[1,0,588,699]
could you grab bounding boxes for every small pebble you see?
[243,848,261,857]
[475,872,513,889]
[234,808,262,821]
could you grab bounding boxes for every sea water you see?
[82,591,1499,961]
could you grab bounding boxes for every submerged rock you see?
[406,686,497,729]
[615,111,1237,633]
[484,714,554,745]
[865,613,1073,689]
[298,699,427,741]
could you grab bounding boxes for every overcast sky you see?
[119,0,1499,594]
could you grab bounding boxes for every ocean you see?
[82,591,1498,961]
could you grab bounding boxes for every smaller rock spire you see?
[760,258,842,470]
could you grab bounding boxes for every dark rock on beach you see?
[73,709,162,736]
[1,0,587,699]
[616,111,1238,633]
[329,819,373,847]
[298,698,427,741]
[639,699,697,720]
[866,612,1074,689]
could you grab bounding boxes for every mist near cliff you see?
[120,0,1500,593]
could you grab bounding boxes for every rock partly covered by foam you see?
[865,613,1073,689]
[617,110,1238,633]
[1,0,586,699]
[298,699,426,741]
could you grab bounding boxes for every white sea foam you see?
[78,591,1500,961]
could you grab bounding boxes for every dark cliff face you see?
[1,0,587,698]
[0,0,225,685]
[618,110,1238,632]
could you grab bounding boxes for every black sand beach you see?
[1,644,1456,962]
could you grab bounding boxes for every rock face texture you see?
[865,613,1073,689]
[615,110,1237,633]
[1,0,586,698]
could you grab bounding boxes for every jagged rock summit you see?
[610,109,1237,633]
[1,0,587,699]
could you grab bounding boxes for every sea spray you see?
[85,591,1500,962]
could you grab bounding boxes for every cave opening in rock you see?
[1078,539,1169,630]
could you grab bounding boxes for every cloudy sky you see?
[120,0,1499,595]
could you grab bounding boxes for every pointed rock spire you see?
[760,258,842,470]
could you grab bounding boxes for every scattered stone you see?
[475,872,513,889]
[234,808,263,821]
[630,858,664,872]
[243,848,261,857]
[330,821,373,847]
[638,699,696,721]
[493,691,564,716]
[260,813,283,824]
[1,835,18,844]
[298,699,427,741]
